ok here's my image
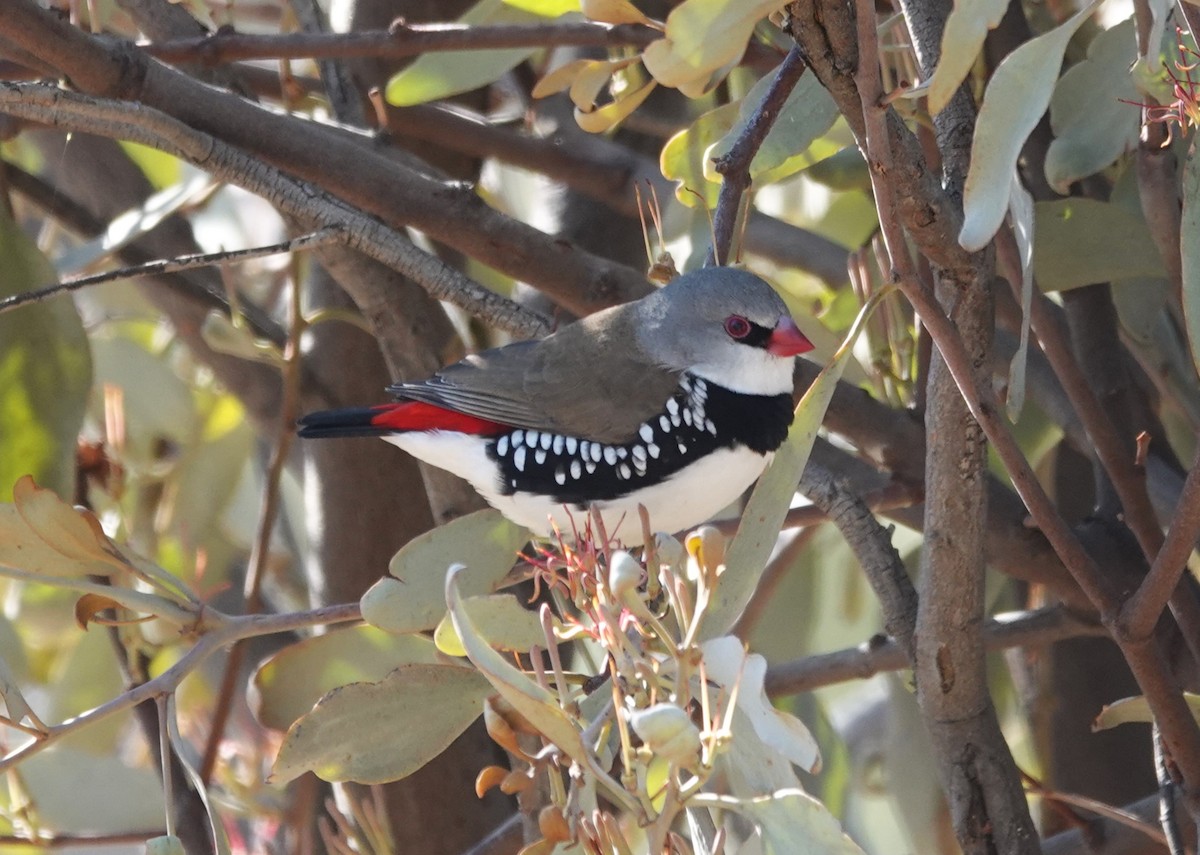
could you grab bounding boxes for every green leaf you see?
[695,789,866,854]
[434,593,549,656]
[1033,198,1165,290]
[0,209,92,501]
[705,70,840,187]
[1044,18,1140,192]
[270,663,491,784]
[960,1,1100,251]
[250,627,445,731]
[360,509,529,635]
[385,0,557,107]
[927,0,1009,115]
[1092,692,1200,730]
[642,0,788,96]
[446,567,591,765]
[19,747,165,834]
[661,100,741,208]
[708,288,891,639]
[1184,140,1200,380]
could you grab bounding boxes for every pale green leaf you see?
[1033,198,1165,291]
[581,0,654,25]
[707,288,891,639]
[1044,18,1139,192]
[1006,175,1034,421]
[271,663,490,784]
[0,208,92,501]
[695,789,866,854]
[360,509,528,634]
[434,594,548,656]
[446,567,590,764]
[1093,692,1200,730]
[385,0,557,107]
[662,100,741,208]
[250,628,445,731]
[927,0,1009,115]
[19,748,165,833]
[642,0,786,92]
[575,80,657,133]
[1183,141,1200,379]
[960,1,1100,251]
[705,70,840,186]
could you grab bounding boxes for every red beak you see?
[767,316,814,357]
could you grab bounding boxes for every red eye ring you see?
[724,315,752,339]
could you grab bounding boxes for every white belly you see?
[386,432,770,546]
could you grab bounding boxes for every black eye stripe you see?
[741,322,773,349]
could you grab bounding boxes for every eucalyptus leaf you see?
[1033,198,1165,291]
[1044,18,1139,192]
[708,288,892,639]
[360,508,529,635]
[1092,692,1200,730]
[271,663,491,784]
[0,208,91,500]
[960,1,1100,251]
[695,789,866,854]
[434,593,549,656]
[927,0,1009,116]
[1183,142,1200,380]
[251,628,445,731]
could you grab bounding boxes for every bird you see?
[298,266,813,545]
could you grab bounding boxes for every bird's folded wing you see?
[388,333,680,444]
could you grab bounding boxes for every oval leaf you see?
[959,1,1100,251]
[434,593,550,656]
[271,663,491,784]
[642,0,784,92]
[361,508,528,635]
[251,627,445,731]
[927,0,1009,116]
[1033,198,1165,291]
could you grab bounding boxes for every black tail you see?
[297,407,390,439]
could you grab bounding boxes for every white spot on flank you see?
[683,410,692,426]
[647,443,661,459]
[659,415,671,432]
[706,418,717,435]
[566,436,578,455]
[639,423,654,443]
[553,434,564,454]
[570,460,582,479]
[585,460,597,474]
[535,449,547,464]
[616,447,627,460]
[496,435,509,456]
[540,433,552,451]
[603,446,617,465]
[512,429,525,447]
[677,438,688,454]
[590,444,602,463]
[514,446,527,471]
[632,446,646,464]
[618,463,631,480]
[633,456,647,475]
[555,466,566,485]
[670,410,682,427]
[580,440,591,459]
[526,430,540,448]
[666,398,679,416]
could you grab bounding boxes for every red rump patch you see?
[369,402,508,436]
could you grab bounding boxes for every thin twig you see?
[765,606,1105,696]
[0,227,340,316]
[0,602,360,774]
[140,21,659,65]
[0,82,551,338]
[706,45,808,266]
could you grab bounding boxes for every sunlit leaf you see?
[446,567,590,764]
[385,0,561,107]
[434,594,549,656]
[642,0,787,94]
[0,209,92,501]
[576,80,657,133]
[73,592,123,630]
[250,628,445,731]
[705,70,840,186]
[927,0,1008,116]
[1034,198,1165,291]
[1044,19,1139,192]
[360,509,529,635]
[271,663,491,784]
[12,476,118,568]
[581,0,655,25]
[1093,693,1200,730]
[709,289,891,639]
[960,1,1100,251]
[661,100,741,208]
